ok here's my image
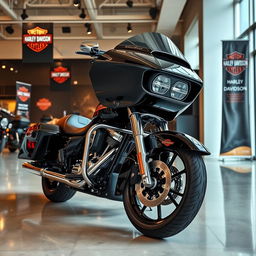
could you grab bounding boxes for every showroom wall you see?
[0,60,98,121]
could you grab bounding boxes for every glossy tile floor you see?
[0,151,255,256]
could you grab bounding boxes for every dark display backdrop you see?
[220,40,251,155]
[0,60,98,122]
[22,23,53,63]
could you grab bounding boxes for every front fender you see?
[145,131,210,155]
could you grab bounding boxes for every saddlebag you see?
[18,123,61,160]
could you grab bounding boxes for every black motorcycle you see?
[19,32,209,238]
[7,115,30,152]
[0,108,13,153]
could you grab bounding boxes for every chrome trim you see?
[128,108,153,187]
[22,162,85,189]
[81,124,134,186]
[87,148,117,176]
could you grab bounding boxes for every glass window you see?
[240,0,250,33]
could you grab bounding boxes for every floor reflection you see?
[0,152,255,255]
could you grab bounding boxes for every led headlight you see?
[171,81,189,100]
[0,118,8,129]
[151,75,171,95]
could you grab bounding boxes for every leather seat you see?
[56,114,91,135]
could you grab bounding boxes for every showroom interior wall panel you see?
[203,0,234,157]
[0,60,99,121]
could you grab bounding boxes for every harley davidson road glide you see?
[19,32,210,238]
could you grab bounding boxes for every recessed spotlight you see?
[79,8,86,19]
[149,7,157,19]
[21,9,28,20]
[127,23,132,33]
[10,67,14,71]
[5,25,14,35]
[1,65,6,69]
[73,80,78,85]
[126,0,133,8]
[85,23,92,35]
[73,0,80,7]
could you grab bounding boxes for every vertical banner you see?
[16,81,32,118]
[50,61,71,90]
[22,23,53,63]
[220,40,251,156]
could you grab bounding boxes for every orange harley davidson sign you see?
[23,26,53,53]
[51,66,71,84]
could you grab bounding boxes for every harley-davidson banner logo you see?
[51,66,70,84]
[17,86,31,102]
[36,98,52,111]
[223,51,248,76]
[23,26,53,53]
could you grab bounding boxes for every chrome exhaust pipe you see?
[22,162,85,189]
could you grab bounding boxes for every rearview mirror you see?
[80,42,99,55]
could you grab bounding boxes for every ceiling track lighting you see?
[79,8,86,19]
[21,9,28,20]
[85,23,92,35]
[126,0,133,8]
[5,25,14,35]
[73,0,80,7]
[149,7,158,19]
[127,23,132,33]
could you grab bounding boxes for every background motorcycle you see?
[7,115,30,152]
[0,108,13,153]
[19,32,210,238]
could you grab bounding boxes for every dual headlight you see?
[151,74,189,101]
[0,118,8,129]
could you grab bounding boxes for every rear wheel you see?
[123,149,207,238]
[42,177,76,202]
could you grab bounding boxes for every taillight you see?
[27,140,36,150]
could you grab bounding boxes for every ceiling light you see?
[126,0,133,8]
[5,25,14,35]
[1,65,6,69]
[21,9,28,20]
[10,67,14,72]
[79,8,86,19]
[73,0,80,7]
[127,23,132,33]
[73,81,78,85]
[149,7,157,19]
[85,23,92,35]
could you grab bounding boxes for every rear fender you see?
[145,131,210,155]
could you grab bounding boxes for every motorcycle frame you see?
[81,107,169,188]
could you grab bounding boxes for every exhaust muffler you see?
[22,162,85,189]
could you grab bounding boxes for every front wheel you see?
[123,149,207,238]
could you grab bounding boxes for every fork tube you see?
[128,108,153,187]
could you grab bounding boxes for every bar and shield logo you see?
[220,41,251,156]
[50,62,71,90]
[22,23,53,63]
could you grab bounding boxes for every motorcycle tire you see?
[123,149,207,238]
[42,177,76,203]
[8,147,17,153]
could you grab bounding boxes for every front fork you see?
[128,108,168,188]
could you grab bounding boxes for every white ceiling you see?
[0,0,187,58]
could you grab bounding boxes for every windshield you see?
[115,32,187,62]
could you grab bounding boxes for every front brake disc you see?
[135,160,171,207]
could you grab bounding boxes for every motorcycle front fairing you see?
[90,32,203,119]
